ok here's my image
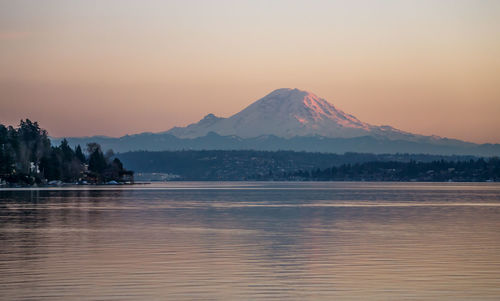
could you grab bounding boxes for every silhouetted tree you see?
[88,152,106,174]
[0,120,133,185]
[16,119,51,174]
[75,145,86,163]
[86,143,101,155]
[0,125,14,176]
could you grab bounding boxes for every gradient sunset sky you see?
[1,0,499,143]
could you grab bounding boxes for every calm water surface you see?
[1,182,500,300]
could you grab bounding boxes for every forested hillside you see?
[0,120,133,185]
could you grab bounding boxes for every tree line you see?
[0,119,133,185]
[278,159,500,182]
[117,149,497,181]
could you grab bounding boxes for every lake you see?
[1,182,500,300]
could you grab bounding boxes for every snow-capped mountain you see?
[167,88,423,140]
[55,88,500,156]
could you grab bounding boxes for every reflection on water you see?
[1,182,500,300]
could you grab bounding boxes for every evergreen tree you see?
[75,145,86,163]
[88,145,107,174]
[59,139,74,162]
[0,120,133,184]
[0,125,14,176]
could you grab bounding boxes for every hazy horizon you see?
[1,0,500,143]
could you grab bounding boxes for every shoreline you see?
[1,179,498,190]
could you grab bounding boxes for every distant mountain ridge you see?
[54,88,500,156]
[55,131,500,157]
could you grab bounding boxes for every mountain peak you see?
[166,88,415,140]
[200,113,222,122]
[265,88,316,101]
[250,88,365,127]
[267,87,306,95]
[195,113,225,127]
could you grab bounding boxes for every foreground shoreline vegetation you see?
[0,119,133,186]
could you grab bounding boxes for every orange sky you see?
[1,0,499,143]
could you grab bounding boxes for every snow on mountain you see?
[167,88,424,140]
[56,88,500,156]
